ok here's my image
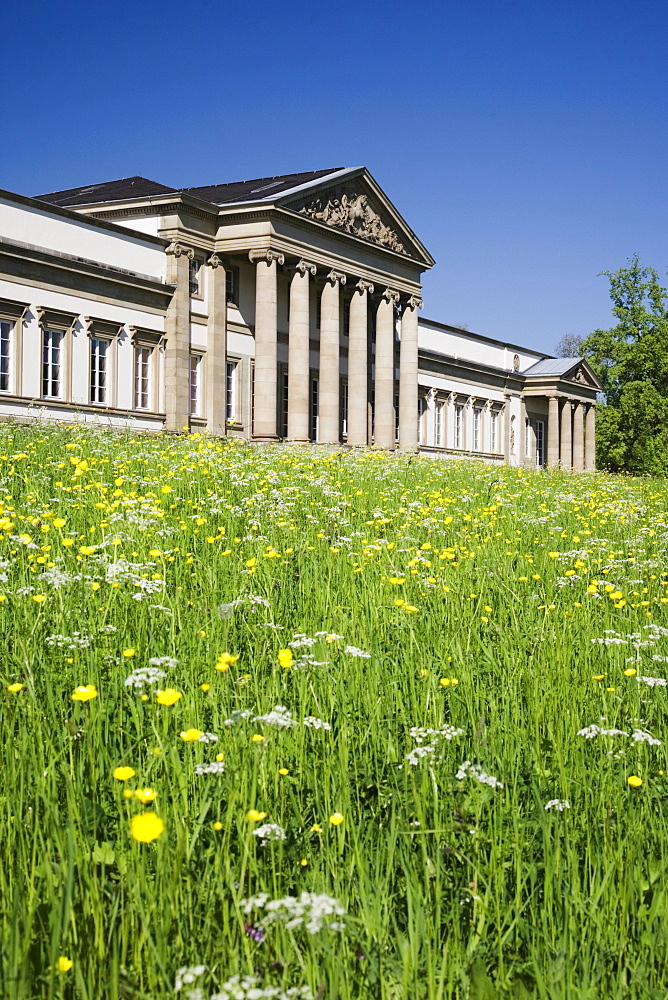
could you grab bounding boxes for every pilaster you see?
[165,241,193,432]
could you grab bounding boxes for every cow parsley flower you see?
[302,716,331,730]
[175,965,206,991]
[252,823,286,845]
[456,761,503,788]
[253,706,297,728]
[637,675,668,687]
[240,891,345,934]
[544,799,570,811]
[194,760,226,775]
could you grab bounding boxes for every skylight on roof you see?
[250,180,285,194]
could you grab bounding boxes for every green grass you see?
[1,424,668,999]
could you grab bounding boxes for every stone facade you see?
[0,168,600,468]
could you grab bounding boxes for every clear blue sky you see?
[1,0,666,353]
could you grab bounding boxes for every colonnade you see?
[547,395,596,470]
[249,250,422,450]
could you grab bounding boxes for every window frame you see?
[189,255,205,299]
[226,359,239,424]
[85,317,122,407]
[37,307,76,403]
[225,266,239,306]
[130,327,164,413]
[0,298,28,396]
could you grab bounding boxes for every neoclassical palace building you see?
[0,167,600,467]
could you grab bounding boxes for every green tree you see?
[580,255,668,474]
[554,333,586,358]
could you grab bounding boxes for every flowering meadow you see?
[2,426,668,999]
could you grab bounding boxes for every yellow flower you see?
[329,812,344,826]
[624,668,637,677]
[419,669,429,677]
[251,734,265,743]
[200,683,211,692]
[627,775,643,788]
[246,809,267,822]
[7,682,23,693]
[593,674,605,681]
[300,858,308,866]
[245,557,257,569]
[403,604,419,613]
[122,648,136,658]
[278,767,289,775]
[180,728,203,742]
[78,545,96,556]
[135,787,157,804]
[53,518,66,528]
[388,577,405,585]
[213,821,223,831]
[32,594,46,604]
[130,811,165,842]
[113,766,136,781]
[310,823,322,833]
[72,684,98,702]
[440,677,451,687]
[55,956,73,972]
[156,688,182,706]
[123,789,135,799]
[216,651,239,672]
[278,649,293,669]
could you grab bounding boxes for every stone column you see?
[318,270,346,444]
[249,249,284,440]
[399,295,423,453]
[560,400,572,469]
[287,260,316,442]
[572,402,585,471]
[519,397,528,465]
[348,278,373,446]
[164,242,193,432]
[206,254,227,436]
[585,404,596,471]
[374,288,400,449]
[547,395,560,468]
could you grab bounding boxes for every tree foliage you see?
[580,255,668,474]
[554,333,586,358]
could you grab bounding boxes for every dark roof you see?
[184,168,344,205]
[35,176,177,208]
[34,169,344,209]
[522,357,582,376]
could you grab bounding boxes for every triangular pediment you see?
[564,360,601,389]
[278,168,434,266]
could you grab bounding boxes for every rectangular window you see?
[473,408,481,451]
[310,377,319,442]
[341,381,349,437]
[134,345,153,410]
[226,266,239,305]
[454,404,463,448]
[189,355,201,416]
[90,337,109,404]
[42,329,62,398]
[395,392,400,442]
[281,368,289,438]
[535,419,545,467]
[490,410,498,452]
[0,320,12,392]
[226,361,238,422]
[525,418,531,459]
[417,396,425,445]
[189,257,203,297]
[434,400,443,447]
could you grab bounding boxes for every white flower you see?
[252,823,286,845]
[545,799,570,811]
[196,731,218,743]
[210,975,313,1000]
[631,729,662,746]
[637,675,668,687]
[343,645,371,658]
[456,761,503,788]
[406,744,437,765]
[124,666,166,689]
[240,891,345,934]
[302,716,331,730]
[224,709,253,725]
[577,725,628,738]
[253,706,297,728]
[194,760,226,775]
[149,655,178,668]
[175,964,206,991]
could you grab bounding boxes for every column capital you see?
[249,248,285,267]
[382,287,400,304]
[207,253,223,269]
[166,242,194,260]
[325,269,347,286]
[354,278,375,295]
[290,259,317,277]
[405,295,424,310]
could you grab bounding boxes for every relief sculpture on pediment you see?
[573,368,588,384]
[297,186,406,253]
